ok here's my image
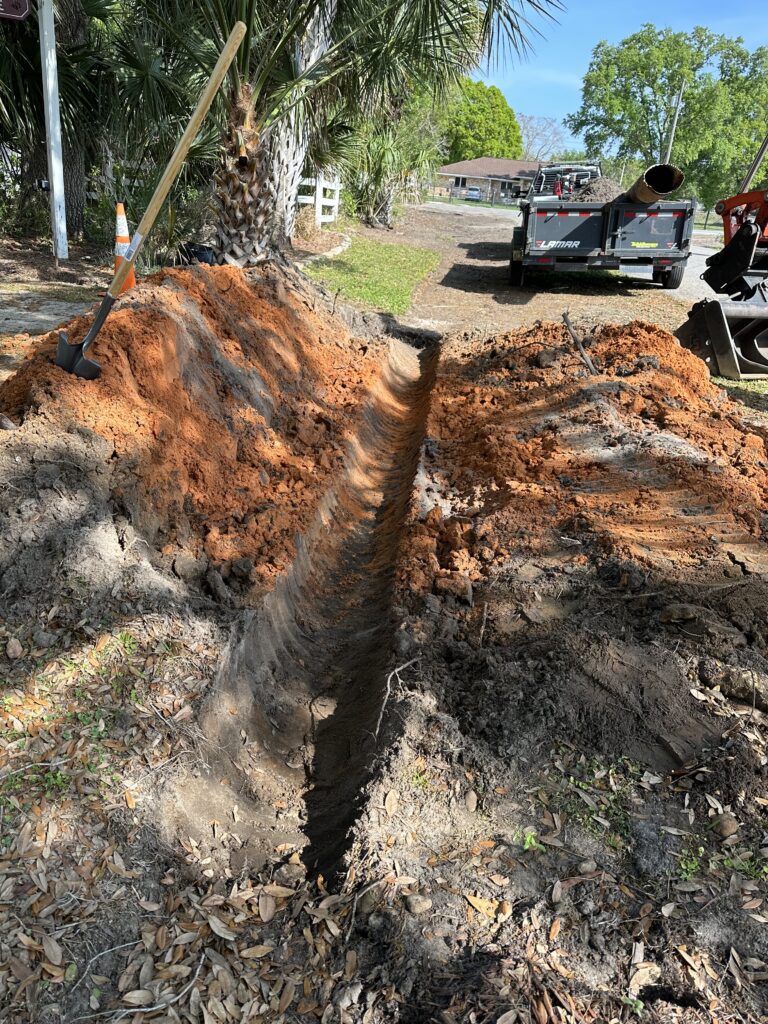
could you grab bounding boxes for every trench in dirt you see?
[201,338,439,876]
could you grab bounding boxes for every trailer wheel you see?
[509,259,524,287]
[654,264,685,290]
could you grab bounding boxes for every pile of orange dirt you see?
[0,263,383,588]
[406,319,768,593]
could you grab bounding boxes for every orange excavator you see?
[677,134,768,379]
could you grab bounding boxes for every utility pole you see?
[739,131,768,193]
[663,81,685,165]
[38,0,68,262]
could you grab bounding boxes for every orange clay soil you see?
[406,320,768,592]
[0,263,382,586]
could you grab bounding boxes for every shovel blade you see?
[56,332,102,380]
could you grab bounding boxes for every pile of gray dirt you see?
[572,175,624,202]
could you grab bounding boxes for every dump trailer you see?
[676,134,768,380]
[510,164,695,288]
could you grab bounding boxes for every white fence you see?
[297,172,341,226]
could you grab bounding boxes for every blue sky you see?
[479,1,768,146]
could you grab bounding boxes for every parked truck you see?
[510,163,696,289]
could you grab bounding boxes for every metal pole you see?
[38,0,68,261]
[739,132,768,194]
[663,81,685,165]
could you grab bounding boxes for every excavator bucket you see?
[677,299,768,380]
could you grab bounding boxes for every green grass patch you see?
[306,237,440,315]
[717,376,768,396]
[713,378,768,422]
[693,213,719,230]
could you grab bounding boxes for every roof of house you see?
[437,157,540,180]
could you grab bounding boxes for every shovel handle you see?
[108,21,247,299]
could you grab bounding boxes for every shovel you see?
[56,21,246,380]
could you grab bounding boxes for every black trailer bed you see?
[511,198,696,287]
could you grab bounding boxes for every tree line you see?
[566,24,768,208]
[453,24,768,210]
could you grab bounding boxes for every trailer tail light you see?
[658,259,672,265]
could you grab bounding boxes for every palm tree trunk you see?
[212,86,276,267]
[215,1,339,259]
[63,137,86,240]
[271,2,338,247]
[376,185,396,228]
[269,109,310,248]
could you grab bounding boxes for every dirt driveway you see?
[360,203,704,338]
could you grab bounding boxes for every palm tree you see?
[140,0,557,264]
[2,0,556,256]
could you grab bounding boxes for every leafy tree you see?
[550,147,589,162]
[518,114,565,161]
[602,155,645,187]
[565,25,733,166]
[565,24,768,207]
[685,44,768,208]
[446,78,522,162]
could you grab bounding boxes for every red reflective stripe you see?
[624,212,635,218]
[647,212,659,217]
[558,212,569,216]
[579,212,591,217]
[536,212,547,217]
[672,212,683,217]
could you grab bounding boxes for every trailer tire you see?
[509,259,524,286]
[656,264,685,290]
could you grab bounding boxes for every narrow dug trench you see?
[199,338,439,876]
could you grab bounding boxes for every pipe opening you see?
[621,163,685,204]
[645,164,685,195]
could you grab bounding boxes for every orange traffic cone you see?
[114,202,137,295]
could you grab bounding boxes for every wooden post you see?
[38,0,68,261]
